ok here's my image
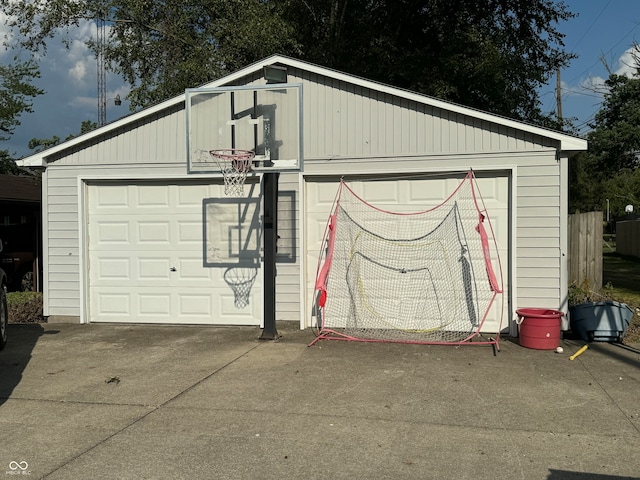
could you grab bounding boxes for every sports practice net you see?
[310,171,503,347]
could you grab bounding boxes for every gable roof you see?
[17,55,587,167]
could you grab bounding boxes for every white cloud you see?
[615,46,639,77]
[572,47,640,103]
[70,94,99,109]
[54,21,96,86]
[69,59,88,81]
[579,75,607,95]
[4,19,131,157]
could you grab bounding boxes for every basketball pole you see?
[259,171,281,340]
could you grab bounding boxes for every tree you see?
[0,59,44,142]
[28,136,61,154]
[602,169,640,218]
[569,45,640,217]
[28,120,99,153]
[568,151,602,214]
[0,150,28,175]
[588,72,640,175]
[1,0,574,125]
[283,0,575,123]
[1,0,300,109]
[0,58,43,176]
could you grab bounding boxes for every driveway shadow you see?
[0,324,49,406]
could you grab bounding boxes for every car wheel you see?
[0,285,7,351]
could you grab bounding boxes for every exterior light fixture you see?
[263,65,288,84]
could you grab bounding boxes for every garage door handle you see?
[170,267,177,272]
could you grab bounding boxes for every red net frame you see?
[309,170,504,350]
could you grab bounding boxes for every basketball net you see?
[206,149,255,196]
[224,268,258,308]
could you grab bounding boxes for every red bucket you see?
[516,308,563,350]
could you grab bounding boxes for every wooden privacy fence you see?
[616,220,640,258]
[568,211,603,291]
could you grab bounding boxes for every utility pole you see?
[556,68,563,128]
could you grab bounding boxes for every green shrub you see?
[7,291,45,323]
[567,279,615,307]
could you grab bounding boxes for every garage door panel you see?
[88,182,262,325]
[305,173,510,333]
[91,185,129,209]
[407,180,448,203]
[137,221,171,243]
[178,258,214,280]
[178,184,214,205]
[96,257,131,280]
[178,294,212,316]
[94,221,130,243]
[139,294,171,316]
[136,185,170,207]
[94,292,131,316]
[177,221,202,244]
[361,182,401,203]
[138,258,171,280]
[91,285,259,325]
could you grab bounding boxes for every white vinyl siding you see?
[515,162,563,309]
[45,171,80,316]
[46,68,557,168]
[287,69,556,160]
[275,172,301,322]
[46,107,187,166]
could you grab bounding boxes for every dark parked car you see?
[0,223,36,292]
[0,240,8,350]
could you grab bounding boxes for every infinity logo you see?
[8,461,28,471]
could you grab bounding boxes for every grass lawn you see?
[601,252,640,343]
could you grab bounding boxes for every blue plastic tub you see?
[569,301,634,342]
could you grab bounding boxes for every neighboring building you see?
[18,55,587,334]
[0,174,41,292]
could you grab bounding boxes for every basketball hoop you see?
[209,149,255,196]
[224,267,258,308]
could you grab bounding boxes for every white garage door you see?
[305,172,510,333]
[87,181,263,325]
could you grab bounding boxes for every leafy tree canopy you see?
[0,150,27,175]
[0,59,44,142]
[28,119,98,153]
[286,0,575,125]
[588,71,640,175]
[1,0,573,125]
[570,45,640,218]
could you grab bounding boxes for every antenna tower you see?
[97,11,106,127]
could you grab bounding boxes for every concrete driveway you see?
[0,322,639,479]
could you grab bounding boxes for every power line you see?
[569,0,612,52]
[566,21,640,86]
[541,11,640,122]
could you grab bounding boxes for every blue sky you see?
[539,0,640,134]
[2,0,640,158]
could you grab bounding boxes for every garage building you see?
[18,55,587,335]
